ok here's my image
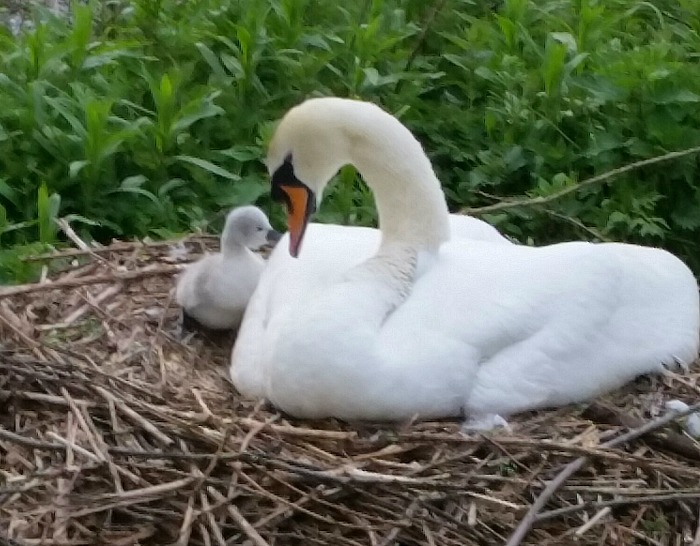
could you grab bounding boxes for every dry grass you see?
[0,234,699,546]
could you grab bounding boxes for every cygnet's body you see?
[176,206,281,330]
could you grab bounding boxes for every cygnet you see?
[176,206,281,330]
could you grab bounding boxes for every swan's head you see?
[221,205,281,254]
[267,98,361,257]
[267,97,450,255]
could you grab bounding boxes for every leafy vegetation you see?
[1,0,700,282]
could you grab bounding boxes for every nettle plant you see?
[0,0,698,282]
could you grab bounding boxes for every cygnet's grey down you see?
[176,206,281,331]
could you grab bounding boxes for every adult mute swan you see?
[176,206,281,330]
[230,97,700,425]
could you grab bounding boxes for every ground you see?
[0,234,699,545]
[1,0,70,35]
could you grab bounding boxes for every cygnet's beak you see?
[270,159,316,258]
[265,228,283,245]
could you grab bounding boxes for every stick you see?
[21,234,218,262]
[95,386,173,446]
[583,401,700,460]
[505,401,700,546]
[68,477,195,518]
[462,145,700,216]
[0,265,183,297]
[0,426,65,451]
[692,505,700,546]
[56,217,112,268]
[237,418,358,440]
[0,265,183,298]
[536,491,700,522]
[218,498,271,546]
[63,284,122,325]
[377,499,419,546]
[574,506,611,536]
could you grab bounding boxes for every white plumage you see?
[231,97,700,425]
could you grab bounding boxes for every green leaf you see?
[108,187,163,208]
[195,42,227,77]
[550,32,577,54]
[172,101,224,134]
[69,160,90,179]
[218,146,262,162]
[654,89,700,104]
[0,179,20,207]
[63,214,100,226]
[37,182,60,244]
[121,175,149,189]
[159,178,187,197]
[159,74,173,102]
[174,155,241,180]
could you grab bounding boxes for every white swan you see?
[449,214,511,244]
[176,205,281,330]
[230,97,700,424]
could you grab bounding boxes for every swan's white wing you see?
[232,214,510,395]
[231,223,379,396]
[381,239,699,417]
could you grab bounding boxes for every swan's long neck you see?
[342,105,450,253]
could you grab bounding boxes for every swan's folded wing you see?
[230,223,380,398]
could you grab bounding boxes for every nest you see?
[0,233,699,546]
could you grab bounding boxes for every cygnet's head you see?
[221,206,281,254]
[267,97,387,257]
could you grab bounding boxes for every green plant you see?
[0,0,699,283]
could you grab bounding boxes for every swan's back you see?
[448,215,512,244]
[381,239,699,415]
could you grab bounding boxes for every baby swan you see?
[176,206,281,331]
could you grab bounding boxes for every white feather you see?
[231,97,700,422]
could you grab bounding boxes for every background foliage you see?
[1,0,700,282]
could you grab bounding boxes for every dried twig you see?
[208,488,270,546]
[0,265,182,297]
[95,386,173,446]
[463,145,700,215]
[20,234,218,262]
[536,491,700,522]
[2,235,698,546]
[692,505,700,546]
[574,506,611,536]
[583,401,700,460]
[506,401,700,546]
[237,418,358,440]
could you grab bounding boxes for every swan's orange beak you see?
[277,185,315,258]
[270,157,316,258]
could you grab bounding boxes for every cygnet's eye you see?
[256,227,264,232]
